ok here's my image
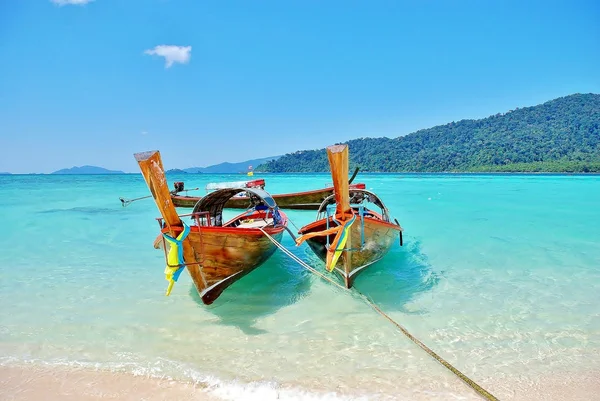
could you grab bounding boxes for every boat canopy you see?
[205,179,265,191]
[192,187,278,227]
[316,189,392,222]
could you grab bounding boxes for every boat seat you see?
[237,218,273,228]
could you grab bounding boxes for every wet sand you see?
[0,365,217,401]
[1,364,599,401]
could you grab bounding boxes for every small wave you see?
[0,356,368,401]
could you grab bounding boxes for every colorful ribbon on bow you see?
[162,222,190,296]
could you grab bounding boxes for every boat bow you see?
[296,144,356,272]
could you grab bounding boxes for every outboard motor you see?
[173,181,185,192]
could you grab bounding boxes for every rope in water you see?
[287,218,302,233]
[354,291,499,401]
[259,227,347,290]
[259,227,499,401]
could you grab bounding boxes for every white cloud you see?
[141,131,148,135]
[144,45,192,68]
[51,0,94,6]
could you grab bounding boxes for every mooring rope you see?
[259,227,499,401]
[354,290,499,401]
[260,227,346,290]
[287,218,302,233]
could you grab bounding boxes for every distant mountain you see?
[0,172,11,175]
[257,93,600,173]
[184,156,281,174]
[51,165,125,174]
[166,168,189,174]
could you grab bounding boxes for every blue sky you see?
[1,0,598,173]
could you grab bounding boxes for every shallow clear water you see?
[1,173,599,399]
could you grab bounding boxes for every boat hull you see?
[162,224,285,305]
[172,183,367,209]
[300,217,400,288]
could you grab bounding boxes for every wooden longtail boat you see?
[135,150,288,305]
[296,145,402,288]
[171,182,367,209]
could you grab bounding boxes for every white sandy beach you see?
[0,365,217,401]
[1,364,599,401]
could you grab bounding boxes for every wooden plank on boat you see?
[326,144,351,218]
[134,150,209,295]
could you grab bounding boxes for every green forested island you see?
[257,93,600,173]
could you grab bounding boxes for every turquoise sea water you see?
[1,173,599,400]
